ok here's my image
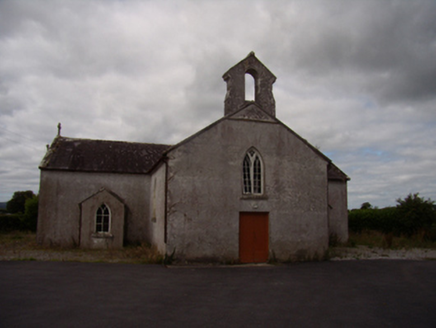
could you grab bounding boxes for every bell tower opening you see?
[245,72,255,101]
[223,52,276,117]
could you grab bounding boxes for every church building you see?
[37,53,349,262]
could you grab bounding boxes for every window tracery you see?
[96,204,110,233]
[243,148,263,195]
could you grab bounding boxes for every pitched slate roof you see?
[40,136,171,174]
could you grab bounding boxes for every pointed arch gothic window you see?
[96,204,111,233]
[243,148,263,195]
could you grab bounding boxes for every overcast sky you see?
[1,0,435,209]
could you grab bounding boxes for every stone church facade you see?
[38,53,348,262]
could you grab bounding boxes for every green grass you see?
[0,231,37,249]
[13,257,37,261]
[3,230,435,264]
[346,230,436,250]
[0,231,164,264]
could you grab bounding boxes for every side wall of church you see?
[37,170,151,247]
[148,163,167,254]
[328,180,349,242]
[165,118,330,262]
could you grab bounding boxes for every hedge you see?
[0,214,24,231]
[349,203,436,239]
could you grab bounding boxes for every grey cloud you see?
[0,0,435,208]
[264,1,436,106]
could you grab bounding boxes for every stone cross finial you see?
[57,123,61,136]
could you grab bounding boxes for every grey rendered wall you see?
[149,163,167,254]
[37,170,150,247]
[166,118,329,262]
[328,180,349,242]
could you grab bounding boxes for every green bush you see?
[395,193,436,237]
[349,207,396,233]
[21,195,38,231]
[0,195,38,232]
[0,214,23,231]
[6,190,35,214]
[376,207,398,234]
[349,209,375,233]
[349,194,436,240]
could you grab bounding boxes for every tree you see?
[21,195,39,231]
[396,193,436,236]
[360,202,372,210]
[6,191,35,214]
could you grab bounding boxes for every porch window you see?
[96,204,110,233]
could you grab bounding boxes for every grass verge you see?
[3,230,436,264]
[346,230,436,250]
[0,231,164,264]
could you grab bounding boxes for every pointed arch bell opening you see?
[245,72,255,101]
[243,148,264,195]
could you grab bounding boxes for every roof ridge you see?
[56,135,172,147]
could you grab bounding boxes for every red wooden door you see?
[239,212,269,263]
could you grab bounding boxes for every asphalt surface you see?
[0,260,435,328]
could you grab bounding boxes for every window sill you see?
[240,194,268,200]
[92,233,114,239]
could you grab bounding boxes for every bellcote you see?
[222,52,277,117]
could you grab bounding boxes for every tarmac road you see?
[0,260,435,328]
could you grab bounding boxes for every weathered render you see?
[327,164,349,242]
[38,138,171,247]
[38,52,349,261]
[148,163,167,254]
[165,115,330,261]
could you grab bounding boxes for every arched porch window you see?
[95,204,111,233]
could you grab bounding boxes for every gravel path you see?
[330,245,436,261]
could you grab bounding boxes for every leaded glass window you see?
[243,148,263,195]
[96,204,110,233]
